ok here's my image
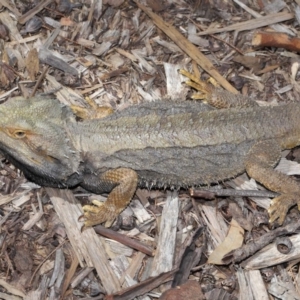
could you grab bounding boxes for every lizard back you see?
[72,101,300,187]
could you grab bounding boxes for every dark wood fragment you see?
[105,269,178,300]
[190,188,278,199]
[39,48,78,76]
[159,280,205,300]
[18,0,53,24]
[94,224,154,256]
[223,219,300,264]
[172,227,204,287]
[252,31,300,52]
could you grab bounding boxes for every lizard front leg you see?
[245,140,300,224]
[82,168,138,227]
[71,96,114,120]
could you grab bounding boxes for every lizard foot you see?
[81,168,138,228]
[180,69,256,108]
[179,69,214,100]
[268,193,299,225]
[82,201,119,227]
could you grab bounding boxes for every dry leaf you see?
[233,55,264,73]
[0,43,15,87]
[26,48,39,81]
[208,219,244,265]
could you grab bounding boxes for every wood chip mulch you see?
[1,0,300,299]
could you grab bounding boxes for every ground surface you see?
[1,0,300,299]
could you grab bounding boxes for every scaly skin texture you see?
[0,90,300,226]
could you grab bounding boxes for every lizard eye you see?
[13,130,26,139]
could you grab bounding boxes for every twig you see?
[190,188,278,199]
[30,239,67,284]
[188,17,244,55]
[134,1,238,94]
[30,66,49,97]
[94,225,154,256]
[222,219,300,264]
[197,12,294,35]
[0,0,21,17]
[252,31,300,52]
[18,0,53,25]
[106,269,178,300]
[232,0,261,18]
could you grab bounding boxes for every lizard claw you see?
[268,193,299,224]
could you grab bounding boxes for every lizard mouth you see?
[1,146,70,179]
[45,155,61,164]
[3,151,82,188]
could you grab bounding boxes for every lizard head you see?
[0,96,82,187]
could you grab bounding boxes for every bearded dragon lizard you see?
[0,76,299,226]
